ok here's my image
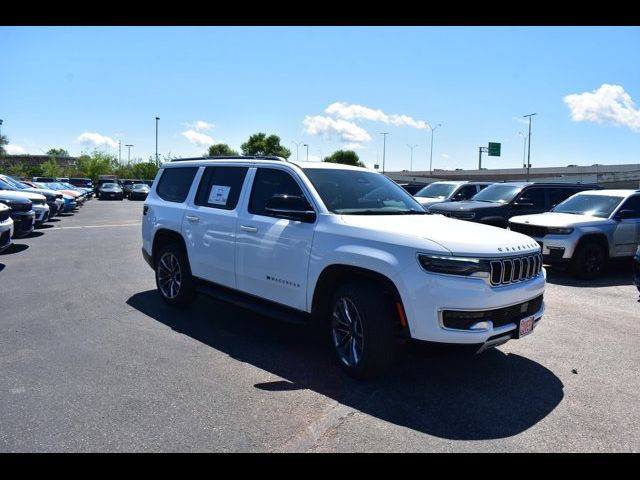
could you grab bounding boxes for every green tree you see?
[3,162,28,177]
[0,134,8,156]
[47,148,70,157]
[77,150,116,182]
[323,150,365,168]
[40,158,62,177]
[131,161,159,180]
[241,133,291,158]
[208,143,238,157]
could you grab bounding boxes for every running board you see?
[195,280,311,325]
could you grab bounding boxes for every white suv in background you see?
[413,181,492,209]
[509,189,640,279]
[142,157,545,378]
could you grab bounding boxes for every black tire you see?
[571,242,606,280]
[154,243,197,307]
[328,282,396,379]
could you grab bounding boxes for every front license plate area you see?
[517,315,535,338]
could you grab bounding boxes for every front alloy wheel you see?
[331,297,365,368]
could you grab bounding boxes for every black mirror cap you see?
[615,209,637,220]
[265,194,316,223]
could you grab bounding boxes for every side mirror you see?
[615,209,637,220]
[265,194,316,223]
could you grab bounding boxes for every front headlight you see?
[418,254,490,277]
[547,227,574,235]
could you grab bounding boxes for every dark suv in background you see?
[428,182,602,228]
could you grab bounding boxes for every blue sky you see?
[1,26,639,171]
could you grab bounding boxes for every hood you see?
[510,212,609,228]
[340,214,540,257]
[429,200,503,212]
[414,197,446,206]
[21,187,58,199]
[0,190,45,203]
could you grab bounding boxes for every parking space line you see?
[47,223,142,230]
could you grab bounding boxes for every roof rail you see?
[170,155,288,162]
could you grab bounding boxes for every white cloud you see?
[441,153,449,159]
[343,143,366,150]
[188,120,215,131]
[181,129,214,146]
[563,84,640,131]
[76,132,118,149]
[5,144,26,154]
[325,102,428,129]
[303,115,371,142]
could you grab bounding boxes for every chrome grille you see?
[437,211,476,220]
[490,252,542,286]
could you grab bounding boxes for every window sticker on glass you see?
[208,185,231,206]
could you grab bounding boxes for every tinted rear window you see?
[156,167,198,203]
[195,166,248,210]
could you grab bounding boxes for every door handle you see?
[240,225,258,233]
[186,215,200,223]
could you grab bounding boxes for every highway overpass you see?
[385,163,640,189]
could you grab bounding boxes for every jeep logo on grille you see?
[497,243,537,252]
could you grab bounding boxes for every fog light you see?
[470,321,492,331]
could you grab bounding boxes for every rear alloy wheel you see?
[329,282,396,379]
[572,242,606,280]
[155,244,196,306]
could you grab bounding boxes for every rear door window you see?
[194,166,248,210]
[549,187,579,207]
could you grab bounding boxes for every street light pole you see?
[125,144,133,163]
[155,116,160,167]
[0,119,3,138]
[291,141,301,162]
[427,123,441,175]
[518,132,528,168]
[380,132,389,173]
[523,113,537,181]
[303,143,309,162]
[118,139,122,164]
[407,144,418,171]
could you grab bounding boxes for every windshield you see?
[304,168,426,215]
[414,183,458,198]
[0,178,18,190]
[552,194,623,218]
[45,183,68,190]
[133,184,148,190]
[102,183,119,188]
[472,184,523,204]
[0,176,28,190]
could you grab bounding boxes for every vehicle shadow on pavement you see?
[545,259,634,288]
[0,243,29,255]
[127,290,564,441]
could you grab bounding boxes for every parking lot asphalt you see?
[0,199,638,452]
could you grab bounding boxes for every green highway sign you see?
[487,142,500,157]
[488,142,501,156]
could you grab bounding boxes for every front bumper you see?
[0,218,13,252]
[10,211,35,238]
[33,203,50,224]
[401,264,546,346]
[518,232,579,261]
